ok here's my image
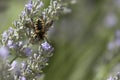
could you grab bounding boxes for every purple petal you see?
[41,42,51,51]
[8,27,14,34]
[23,48,32,56]
[36,1,44,9]
[21,76,26,80]
[7,40,13,48]
[2,31,8,40]
[25,3,33,11]
[8,61,17,71]
[11,61,17,68]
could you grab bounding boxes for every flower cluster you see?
[102,29,120,62]
[0,0,66,79]
[108,30,120,51]
[107,72,120,80]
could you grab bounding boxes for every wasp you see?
[32,17,53,42]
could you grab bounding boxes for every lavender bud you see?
[21,11,26,16]
[21,76,26,80]
[21,62,27,69]
[8,27,14,34]
[7,40,13,48]
[18,41,23,47]
[12,43,17,49]
[23,47,32,56]
[36,1,44,10]
[41,42,51,51]
[9,61,17,71]
[2,31,8,41]
[25,3,33,11]
[25,1,33,15]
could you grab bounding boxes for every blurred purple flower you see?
[21,76,26,80]
[116,30,120,39]
[21,11,26,17]
[23,47,32,56]
[115,0,120,7]
[12,44,18,49]
[25,2,33,11]
[7,40,18,49]
[41,42,51,51]
[7,40,13,48]
[104,13,117,27]
[8,27,14,34]
[0,46,9,59]
[2,31,8,41]
[2,31,7,37]
[39,1,44,6]
[107,76,113,80]
[107,41,116,50]
[36,1,44,9]
[115,39,120,47]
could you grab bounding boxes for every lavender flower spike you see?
[0,0,70,79]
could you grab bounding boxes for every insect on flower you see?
[31,16,53,43]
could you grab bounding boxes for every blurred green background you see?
[0,0,120,80]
